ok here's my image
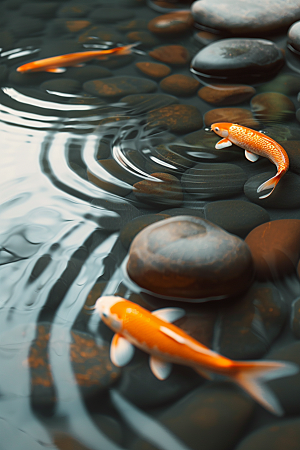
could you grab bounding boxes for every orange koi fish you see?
[211,122,289,199]
[16,43,137,73]
[95,296,298,415]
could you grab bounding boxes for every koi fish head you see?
[95,295,125,332]
[211,122,232,138]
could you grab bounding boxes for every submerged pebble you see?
[198,84,256,106]
[251,92,296,123]
[148,11,194,36]
[133,172,183,207]
[204,107,259,128]
[149,45,190,66]
[83,76,157,98]
[135,61,171,79]
[147,104,203,134]
[160,74,200,96]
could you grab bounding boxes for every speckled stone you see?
[191,38,284,83]
[120,214,170,250]
[149,45,190,66]
[127,216,254,300]
[148,11,194,36]
[288,20,300,53]
[251,92,296,124]
[244,171,300,209]
[182,162,247,200]
[135,62,171,79]
[133,173,183,207]
[160,74,200,96]
[204,107,259,128]
[120,93,178,114]
[205,200,270,238]
[147,104,203,134]
[83,76,157,98]
[198,84,256,106]
[192,0,300,36]
[40,78,81,94]
[245,219,300,280]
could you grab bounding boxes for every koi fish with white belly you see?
[95,296,298,415]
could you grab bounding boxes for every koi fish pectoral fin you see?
[215,138,232,149]
[245,150,259,162]
[152,307,185,323]
[110,333,135,367]
[150,356,172,380]
[45,67,66,73]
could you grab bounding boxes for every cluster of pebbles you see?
[2,0,300,449]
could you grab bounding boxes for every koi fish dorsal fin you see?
[110,333,134,367]
[245,150,259,162]
[150,356,172,380]
[152,307,185,323]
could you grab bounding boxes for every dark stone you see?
[149,45,191,66]
[64,66,112,82]
[121,93,178,114]
[126,31,159,48]
[57,3,91,18]
[83,76,157,98]
[131,383,254,450]
[191,38,284,83]
[89,7,134,23]
[251,93,295,124]
[20,2,58,18]
[291,297,300,339]
[127,216,254,300]
[204,107,259,129]
[216,282,287,360]
[10,17,45,38]
[205,200,270,238]
[192,0,300,36]
[235,418,300,450]
[181,162,247,200]
[117,19,149,32]
[160,74,200,96]
[146,143,195,173]
[160,207,206,219]
[244,171,300,209]
[147,104,203,134]
[288,20,300,53]
[135,62,171,79]
[133,172,183,207]
[87,161,133,197]
[198,84,256,106]
[120,214,170,250]
[0,30,14,50]
[78,26,124,45]
[193,30,221,47]
[40,78,81,94]
[148,11,194,36]
[257,74,300,96]
[245,219,300,280]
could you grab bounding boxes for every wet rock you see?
[205,200,270,238]
[126,31,159,48]
[251,93,296,124]
[87,163,132,197]
[127,216,254,300]
[216,282,287,360]
[83,77,157,98]
[267,342,300,415]
[245,219,300,280]
[10,17,45,38]
[9,70,56,87]
[90,7,134,23]
[147,104,203,134]
[181,162,247,200]
[283,140,300,175]
[160,207,206,219]
[120,93,178,114]
[193,30,221,47]
[160,74,200,96]
[120,214,170,250]
[244,171,300,209]
[149,45,190,66]
[135,62,171,79]
[65,66,112,82]
[47,18,91,36]
[288,20,300,53]
[235,418,300,450]
[148,11,194,36]
[191,38,284,83]
[192,0,300,36]
[57,3,91,17]
[147,143,195,173]
[20,2,58,18]
[40,78,81,94]
[117,18,149,32]
[198,84,256,106]
[291,297,300,339]
[204,107,259,128]
[131,383,254,450]
[78,26,124,45]
[133,173,183,208]
[257,74,300,96]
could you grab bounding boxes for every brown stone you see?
[198,84,256,105]
[251,92,296,123]
[149,45,190,66]
[133,172,183,207]
[204,107,259,128]
[126,31,159,48]
[245,219,300,280]
[127,216,254,300]
[83,76,157,98]
[148,11,194,35]
[65,20,91,33]
[147,104,203,134]
[135,62,171,79]
[160,74,200,96]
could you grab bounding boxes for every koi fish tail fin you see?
[257,173,282,199]
[229,360,298,415]
[116,42,141,56]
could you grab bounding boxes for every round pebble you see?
[204,107,259,128]
[257,74,300,96]
[191,38,284,83]
[120,214,170,250]
[127,216,254,300]
[160,74,200,96]
[205,200,270,238]
[40,78,81,94]
[198,84,256,106]
[64,66,112,82]
[251,92,296,124]
[147,104,203,134]
[133,173,183,207]
[149,45,190,66]
[83,76,157,98]
[281,140,300,175]
[288,20,300,53]
[148,11,194,36]
[245,219,300,280]
[135,62,171,79]
[120,93,178,114]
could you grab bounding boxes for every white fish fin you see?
[257,174,280,199]
[149,356,172,380]
[110,333,134,367]
[46,67,66,73]
[160,326,219,357]
[229,361,299,415]
[215,138,232,149]
[159,326,186,344]
[245,150,259,162]
[152,307,185,323]
[195,367,213,380]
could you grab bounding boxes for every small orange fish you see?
[95,296,298,415]
[211,122,289,199]
[16,43,137,73]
